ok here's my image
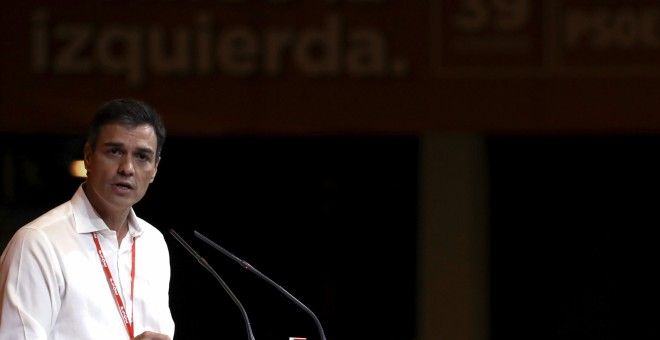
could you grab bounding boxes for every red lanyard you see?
[92,232,136,339]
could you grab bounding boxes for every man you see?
[0,98,175,339]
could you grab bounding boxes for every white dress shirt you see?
[0,184,175,339]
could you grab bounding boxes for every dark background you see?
[488,135,660,339]
[145,135,419,340]
[2,133,659,339]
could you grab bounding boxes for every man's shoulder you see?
[2,200,76,256]
[22,200,74,232]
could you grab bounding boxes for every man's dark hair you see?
[87,98,167,159]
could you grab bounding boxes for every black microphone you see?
[193,230,327,340]
[168,229,256,340]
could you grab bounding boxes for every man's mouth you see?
[114,182,133,190]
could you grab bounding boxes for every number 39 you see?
[453,0,530,32]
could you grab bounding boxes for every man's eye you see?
[137,153,151,161]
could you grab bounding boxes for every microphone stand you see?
[169,229,256,340]
[194,230,327,340]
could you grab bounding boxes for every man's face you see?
[83,123,160,217]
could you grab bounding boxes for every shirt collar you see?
[71,183,144,237]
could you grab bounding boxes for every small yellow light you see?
[70,160,87,178]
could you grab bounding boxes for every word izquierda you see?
[31,8,409,87]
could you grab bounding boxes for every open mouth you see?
[114,182,133,190]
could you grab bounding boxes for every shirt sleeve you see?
[0,227,61,340]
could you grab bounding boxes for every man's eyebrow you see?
[102,142,155,154]
[135,147,156,155]
[102,141,122,147]
[100,141,124,150]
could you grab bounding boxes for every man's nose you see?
[118,156,135,175]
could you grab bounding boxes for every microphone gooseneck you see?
[193,230,327,340]
[168,229,256,340]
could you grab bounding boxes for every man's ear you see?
[83,143,92,169]
[150,156,160,183]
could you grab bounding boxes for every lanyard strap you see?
[92,232,136,339]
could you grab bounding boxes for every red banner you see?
[3,1,660,135]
